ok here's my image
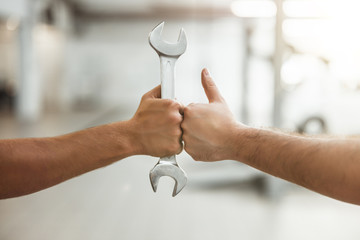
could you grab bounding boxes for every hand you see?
[129,85,184,157]
[182,69,245,162]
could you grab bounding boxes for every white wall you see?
[0,0,27,18]
[63,18,245,118]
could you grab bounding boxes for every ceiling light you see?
[283,0,331,18]
[231,0,277,18]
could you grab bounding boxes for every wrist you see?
[77,120,142,165]
[229,124,261,162]
[109,119,143,157]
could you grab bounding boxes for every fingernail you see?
[204,68,210,77]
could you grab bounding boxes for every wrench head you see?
[149,22,187,57]
[149,163,187,197]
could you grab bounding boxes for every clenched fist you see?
[129,85,184,157]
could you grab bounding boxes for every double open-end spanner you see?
[148,22,187,197]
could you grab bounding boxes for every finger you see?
[201,68,224,103]
[174,99,185,115]
[143,85,161,99]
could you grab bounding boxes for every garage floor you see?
[1,108,360,240]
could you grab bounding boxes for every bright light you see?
[6,16,20,31]
[281,54,327,88]
[231,0,277,18]
[330,0,360,22]
[282,0,360,90]
[282,19,334,58]
[283,0,332,18]
[283,0,360,19]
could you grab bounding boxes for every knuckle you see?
[182,135,187,144]
[163,99,174,108]
[181,121,188,130]
[168,113,182,124]
[141,93,150,101]
[175,114,183,124]
[140,99,152,109]
[171,100,181,109]
[169,128,180,138]
[170,142,181,153]
[184,104,199,116]
[182,131,189,144]
[168,113,178,123]
[183,106,191,116]
[174,128,182,137]
[169,101,183,114]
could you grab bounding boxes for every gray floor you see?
[1,109,360,240]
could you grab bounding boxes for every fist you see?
[130,85,184,157]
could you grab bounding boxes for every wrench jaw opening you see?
[149,163,188,197]
[177,28,186,48]
[148,22,187,58]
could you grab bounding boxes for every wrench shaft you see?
[148,21,187,196]
[159,155,177,165]
[159,56,178,165]
[160,56,176,100]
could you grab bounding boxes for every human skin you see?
[182,68,360,205]
[0,85,183,199]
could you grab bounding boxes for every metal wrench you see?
[148,22,187,197]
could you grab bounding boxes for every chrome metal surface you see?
[148,21,187,197]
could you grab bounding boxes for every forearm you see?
[0,85,183,199]
[236,127,360,204]
[183,69,360,204]
[0,121,136,199]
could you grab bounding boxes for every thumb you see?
[201,68,224,103]
[142,85,161,100]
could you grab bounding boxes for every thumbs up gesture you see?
[182,69,245,162]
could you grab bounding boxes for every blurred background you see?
[1,0,360,239]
